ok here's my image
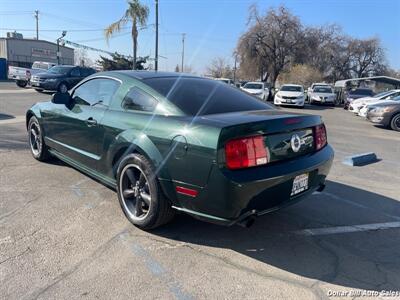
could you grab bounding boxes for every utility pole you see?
[34,10,39,40]
[233,53,237,83]
[155,0,159,71]
[181,33,185,73]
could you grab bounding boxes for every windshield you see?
[144,77,273,116]
[243,83,263,89]
[280,85,303,92]
[48,66,73,75]
[313,87,333,93]
[349,89,374,96]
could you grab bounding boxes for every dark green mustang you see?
[26,71,334,229]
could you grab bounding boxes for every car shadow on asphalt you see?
[0,113,15,120]
[153,180,400,291]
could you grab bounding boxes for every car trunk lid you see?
[208,110,324,168]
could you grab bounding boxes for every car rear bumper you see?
[173,145,334,225]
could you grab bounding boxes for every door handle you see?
[85,117,97,127]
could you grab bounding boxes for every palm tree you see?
[105,0,149,70]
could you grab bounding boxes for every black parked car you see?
[31,65,96,93]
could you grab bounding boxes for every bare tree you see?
[206,57,233,78]
[237,5,303,86]
[279,64,323,87]
[348,38,385,78]
[174,64,180,72]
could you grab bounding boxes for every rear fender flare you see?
[107,129,178,203]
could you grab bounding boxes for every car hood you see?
[367,100,400,107]
[352,97,378,104]
[34,72,65,79]
[242,88,263,94]
[278,91,303,97]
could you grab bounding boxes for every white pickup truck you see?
[8,61,56,88]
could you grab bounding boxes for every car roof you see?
[245,81,263,84]
[114,70,199,80]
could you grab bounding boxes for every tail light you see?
[314,124,327,150]
[225,135,269,170]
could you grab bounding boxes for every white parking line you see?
[0,89,36,94]
[295,221,400,236]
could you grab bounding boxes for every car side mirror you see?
[51,91,72,106]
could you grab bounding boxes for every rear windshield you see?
[314,87,333,93]
[243,83,263,89]
[280,85,303,92]
[349,89,374,96]
[144,77,273,116]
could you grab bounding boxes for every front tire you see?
[116,154,175,230]
[390,113,400,131]
[28,116,50,161]
[16,80,27,88]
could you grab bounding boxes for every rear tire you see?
[116,154,175,230]
[390,113,400,131]
[16,80,27,88]
[28,116,50,161]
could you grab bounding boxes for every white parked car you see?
[358,95,400,117]
[240,82,269,100]
[349,89,400,114]
[274,84,305,107]
[8,61,56,88]
[309,86,336,105]
[307,82,331,100]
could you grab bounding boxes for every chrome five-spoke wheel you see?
[119,164,152,220]
[29,121,42,156]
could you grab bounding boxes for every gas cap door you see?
[171,135,188,159]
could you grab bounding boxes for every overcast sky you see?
[1,0,399,73]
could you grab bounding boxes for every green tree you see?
[104,0,149,70]
[97,53,148,71]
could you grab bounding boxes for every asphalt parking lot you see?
[1,82,400,300]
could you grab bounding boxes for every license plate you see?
[32,82,39,86]
[291,173,309,196]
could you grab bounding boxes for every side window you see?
[80,68,95,77]
[70,68,81,77]
[72,78,120,106]
[122,87,158,112]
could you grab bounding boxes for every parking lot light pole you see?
[57,31,67,65]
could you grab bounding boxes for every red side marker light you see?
[176,186,198,197]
